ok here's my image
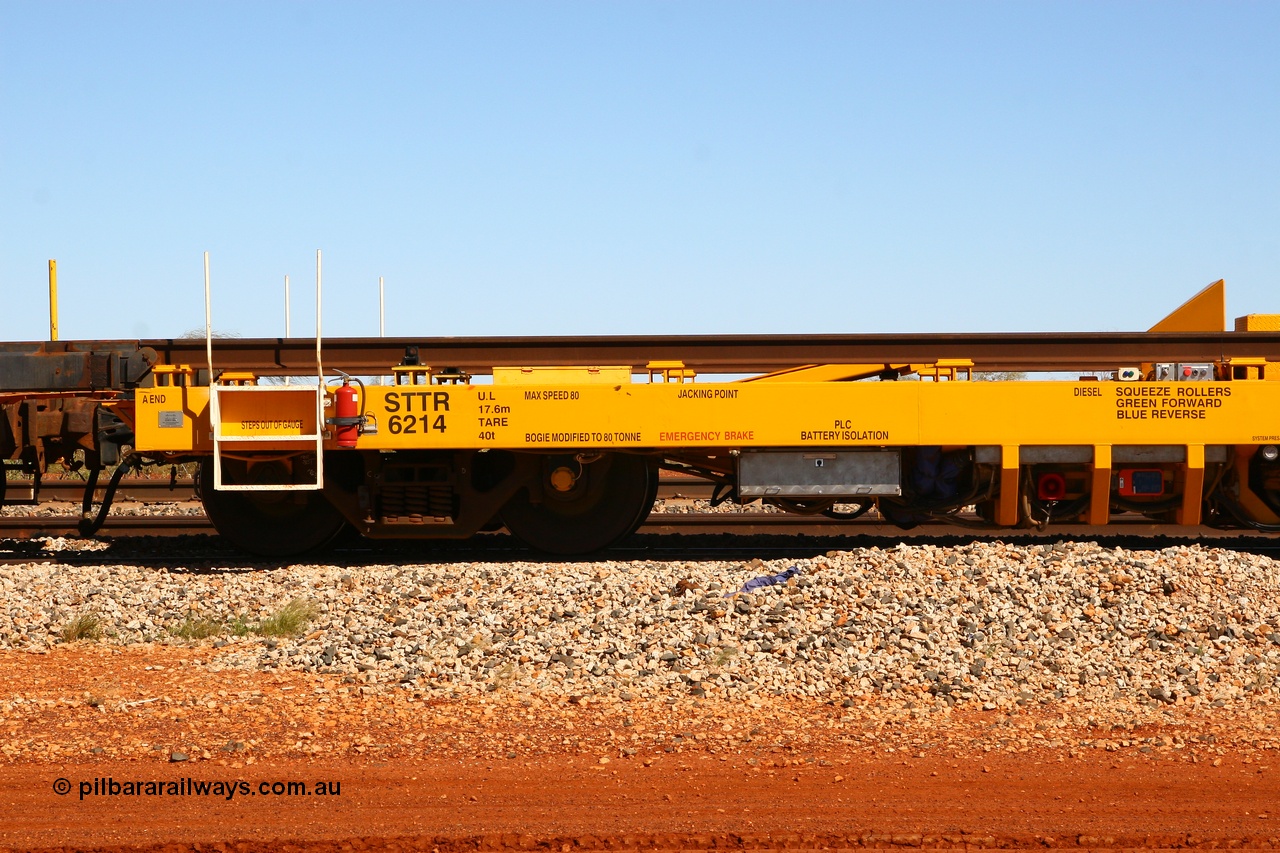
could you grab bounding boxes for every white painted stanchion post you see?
[204,251,222,489]
[203,252,213,380]
[284,274,292,385]
[316,250,323,381]
[379,275,385,384]
[314,249,325,489]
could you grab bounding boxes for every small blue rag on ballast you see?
[726,565,801,597]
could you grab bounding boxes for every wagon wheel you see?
[198,456,347,557]
[499,453,657,555]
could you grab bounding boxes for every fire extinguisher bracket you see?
[328,377,365,449]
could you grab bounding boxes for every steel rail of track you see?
[2,479,198,504]
[1,476,716,504]
[9,331,1280,376]
[0,512,845,538]
[3,512,1274,542]
[0,515,211,537]
[6,480,1277,541]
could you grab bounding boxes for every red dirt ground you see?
[3,646,1280,852]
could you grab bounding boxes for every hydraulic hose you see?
[78,455,139,536]
[1209,493,1280,533]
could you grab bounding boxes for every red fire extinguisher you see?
[333,378,361,448]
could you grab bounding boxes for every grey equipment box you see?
[738,450,901,497]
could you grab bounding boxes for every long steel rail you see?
[6,330,1280,379]
[141,331,1280,373]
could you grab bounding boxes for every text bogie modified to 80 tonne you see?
[3,280,1280,556]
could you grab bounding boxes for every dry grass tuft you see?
[256,599,319,637]
[60,612,103,643]
[170,617,224,640]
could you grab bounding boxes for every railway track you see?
[0,509,914,538]
[0,475,879,540]
[5,474,1279,570]
[4,478,1278,542]
[3,507,1274,544]
[0,476,718,504]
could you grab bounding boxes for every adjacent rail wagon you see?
[2,280,1279,556]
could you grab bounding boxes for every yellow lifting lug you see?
[433,367,471,385]
[646,360,696,384]
[916,359,974,382]
[215,371,259,386]
[151,364,196,387]
[1226,357,1273,381]
[389,364,471,385]
[392,365,433,386]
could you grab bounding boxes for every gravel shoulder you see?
[3,539,1280,850]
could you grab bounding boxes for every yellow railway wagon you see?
[120,283,1280,557]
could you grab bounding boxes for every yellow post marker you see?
[996,445,1020,526]
[1177,444,1205,526]
[1089,445,1112,526]
[48,259,59,341]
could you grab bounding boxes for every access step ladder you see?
[209,379,326,491]
[202,249,330,492]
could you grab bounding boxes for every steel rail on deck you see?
[7,331,1279,380]
[140,331,1280,374]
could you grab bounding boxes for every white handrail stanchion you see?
[204,252,213,380]
[206,251,325,493]
[314,249,325,490]
[316,250,323,383]
[206,252,224,490]
[284,274,291,385]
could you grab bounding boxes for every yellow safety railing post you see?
[48,259,59,341]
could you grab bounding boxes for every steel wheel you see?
[198,456,347,557]
[499,453,657,555]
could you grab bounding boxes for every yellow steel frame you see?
[138,377,1280,457]
[136,375,1280,524]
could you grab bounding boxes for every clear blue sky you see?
[2,1,1277,342]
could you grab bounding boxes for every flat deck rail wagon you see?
[2,280,1279,556]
